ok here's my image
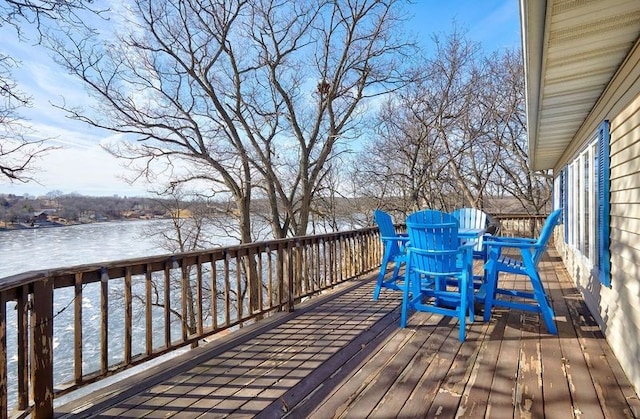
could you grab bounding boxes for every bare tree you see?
[1,0,102,34]
[354,29,551,216]
[490,49,552,214]
[419,29,501,211]
[47,0,414,245]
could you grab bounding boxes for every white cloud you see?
[0,5,149,197]
[0,137,150,197]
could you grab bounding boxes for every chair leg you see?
[458,276,468,342]
[391,261,402,284]
[373,264,386,300]
[483,260,498,323]
[483,244,505,323]
[373,247,393,300]
[466,266,475,323]
[400,269,412,328]
[521,249,557,335]
[458,314,466,342]
[467,283,475,323]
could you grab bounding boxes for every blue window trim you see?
[597,120,611,287]
[562,166,568,243]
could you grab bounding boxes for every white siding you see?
[555,89,640,398]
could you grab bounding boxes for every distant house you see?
[521,0,640,396]
[31,209,58,225]
[32,211,50,224]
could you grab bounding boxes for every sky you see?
[0,0,521,198]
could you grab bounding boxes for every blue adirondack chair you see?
[481,209,563,335]
[401,210,475,342]
[450,208,490,261]
[373,209,408,300]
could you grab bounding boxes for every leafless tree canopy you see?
[50,0,415,241]
[1,0,104,36]
[354,30,552,218]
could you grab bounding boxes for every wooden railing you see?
[0,227,382,418]
[493,213,550,239]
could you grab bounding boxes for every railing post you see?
[31,277,54,419]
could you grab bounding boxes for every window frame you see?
[557,120,611,287]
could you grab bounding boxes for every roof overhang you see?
[520,0,640,171]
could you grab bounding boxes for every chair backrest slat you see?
[374,209,402,255]
[406,210,460,273]
[532,208,563,264]
[450,207,488,252]
[374,209,397,237]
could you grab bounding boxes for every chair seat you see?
[495,255,524,272]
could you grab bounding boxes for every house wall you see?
[553,41,640,397]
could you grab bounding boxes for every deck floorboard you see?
[56,249,639,418]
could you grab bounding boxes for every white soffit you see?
[523,0,640,170]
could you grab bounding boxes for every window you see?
[557,120,611,287]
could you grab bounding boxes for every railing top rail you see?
[493,213,550,219]
[0,226,379,292]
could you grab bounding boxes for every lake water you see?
[0,219,176,278]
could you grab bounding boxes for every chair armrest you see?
[483,239,541,249]
[381,235,409,242]
[485,236,537,244]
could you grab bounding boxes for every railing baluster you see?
[180,259,188,342]
[235,251,242,322]
[257,249,264,312]
[318,240,323,288]
[224,253,230,326]
[124,267,132,365]
[328,238,335,287]
[267,247,273,308]
[211,259,218,330]
[100,270,108,375]
[73,274,83,385]
[145,265,153,356]
[296,241,303,296]
[164,261,171,348]
[277,243,284,307]
[287,241,294,311]
[196,255,203,336]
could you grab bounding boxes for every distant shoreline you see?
[0,221,66,231]
[0,217,169,232]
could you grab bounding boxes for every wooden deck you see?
[56,248,640,418]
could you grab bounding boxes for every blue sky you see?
[408,0,521,52]
[0,0,521,198]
